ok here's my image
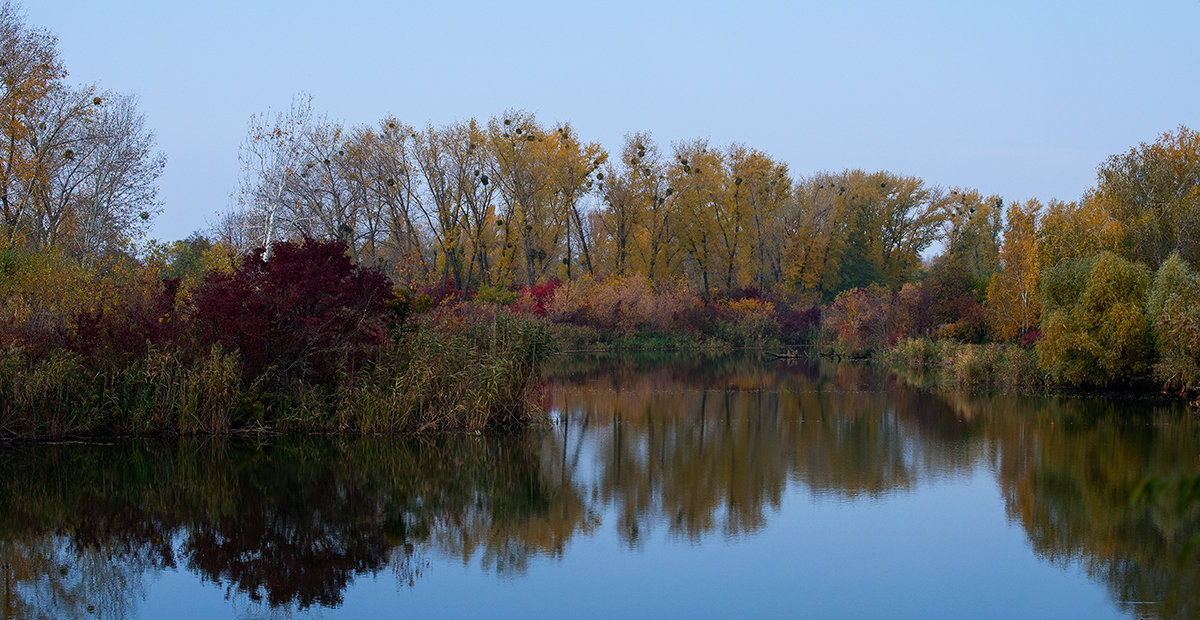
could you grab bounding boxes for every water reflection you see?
[1,354,1197,618]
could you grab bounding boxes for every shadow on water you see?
[1,353,1198,618]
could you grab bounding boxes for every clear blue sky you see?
[28,0,1200,243]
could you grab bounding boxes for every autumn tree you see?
[986,199,1042,340]
[1037,198,1121,271]
[784,170,942,297]
[1092,125,1200,269]
[728,145,791,291]
[939,187,1002,284]
[548,122,605,280]
[0,0,63,246]
[672,139,728,294]
[489,111,563,287]
[340,117,428,280]
[236,94,310,259]
[0,5,162,260]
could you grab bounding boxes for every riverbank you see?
[0,309,551,440]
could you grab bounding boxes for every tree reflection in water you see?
[0,353,1197,618]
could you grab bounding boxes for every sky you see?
[26,0,1200,243]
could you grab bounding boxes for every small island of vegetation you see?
[2,5,1198,440]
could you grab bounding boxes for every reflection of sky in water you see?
[338,465,1119,619]
[3,355,1196,618]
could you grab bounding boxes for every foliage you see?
[1091,125,1200,269]
[884,337,947,367]
[777,305,821,344]
[548,273,694,336]
[785,170,944,296]
[821,286,889,357]
[189,238,393,385]
[472,284,519,306]
[986,199,1042,341]
[338,304,552,432]
[511,277,561,317]
[1146,253,1200,395]
[1036,251,1153,386]
[0,5,164,261]
[718,297,781,348]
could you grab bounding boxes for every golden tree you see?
[986,199,1042,340]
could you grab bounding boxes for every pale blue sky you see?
[28,0,1200,242]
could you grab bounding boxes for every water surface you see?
[2,354,1198,618]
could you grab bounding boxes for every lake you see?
[2,353,1197,618]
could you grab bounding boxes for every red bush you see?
[513,278,561,317]
[189,239,393,383]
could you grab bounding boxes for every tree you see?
[65,92,164,262]
[0,0,64,246]
[672,139,725,295]
[1037,197,1121,271]
[728,145,791,291]
[940,187,1002,284]
[1145,253,1200,395]
[1036,251,1152,386]
[488,111,562,287]
[0,5,161,260]
[986,199,1042,341]
[784,170,943,297]
[236,94,311,260]
[1092,125,1200,269]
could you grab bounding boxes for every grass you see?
[0,309,552,439]
[882,337,1047,390]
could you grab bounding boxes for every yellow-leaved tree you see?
[986,199,1042,341]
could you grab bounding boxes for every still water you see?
[2,354,1198,619]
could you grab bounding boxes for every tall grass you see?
[338,307,551,432]
[882,338,1046,390]
[0,310,552,439]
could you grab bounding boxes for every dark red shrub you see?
[1019,328,1042,348]
[779,305,821,344]
[188,239,393,384]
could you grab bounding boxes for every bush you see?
[996,347,1045,387]
[720,298,781,348]
[473,284,519,306]
[189,238,393,386]
[822,286,889,357]
[1036,251,1153,386]
[778,305,821,345]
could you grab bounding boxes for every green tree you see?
[1036,251,1152,385]
[1145,253,1200,395]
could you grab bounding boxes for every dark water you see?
[3,355,1199,619]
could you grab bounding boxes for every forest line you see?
[2,1,1200,438]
